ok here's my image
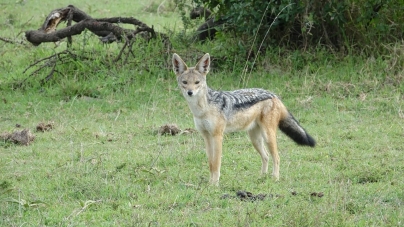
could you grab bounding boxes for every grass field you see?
[1,0,404,226]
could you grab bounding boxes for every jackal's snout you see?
[187,90,193,96]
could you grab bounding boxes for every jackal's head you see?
[172,53,210,98]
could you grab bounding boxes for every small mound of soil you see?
[0,129,35,145]
[221,190,271,202]
[310,192,324,198]
[36,121,54,132]
[291,191,325,198]
[156,124,197,136]
[236,191,267,201]
[158,124,181,136]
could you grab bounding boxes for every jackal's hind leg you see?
[248,126,269,174]
[262,128,280,180]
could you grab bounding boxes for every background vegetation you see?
[0,0,403,226]
[190,0,404,53]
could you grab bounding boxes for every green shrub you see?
[190,0,404,53]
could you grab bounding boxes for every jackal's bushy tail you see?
[279,113,316,147]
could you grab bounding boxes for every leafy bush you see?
[190,0,404,53]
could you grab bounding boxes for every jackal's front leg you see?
[201,131,223,185]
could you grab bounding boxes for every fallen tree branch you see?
[24,5,159,46]
[18,5,171,85]
[0,37,27,46]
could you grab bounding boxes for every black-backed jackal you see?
[172,53,316,185]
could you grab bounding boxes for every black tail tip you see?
[305,134,316,147]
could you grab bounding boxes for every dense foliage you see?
[191,0,404,52]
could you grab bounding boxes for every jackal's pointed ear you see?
[195,53,210,75]
[172,53,188,76]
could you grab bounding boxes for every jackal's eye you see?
[182,81,187,84]
[195,81,200,84]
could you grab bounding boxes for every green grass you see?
[1,0,404,226]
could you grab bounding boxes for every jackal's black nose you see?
[187,91,193,96]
